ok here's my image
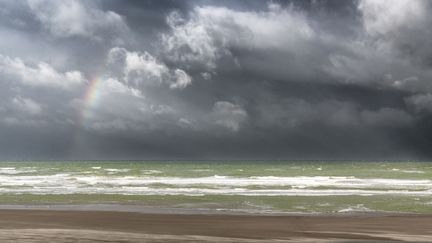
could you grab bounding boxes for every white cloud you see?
[171,69,192,89]
[0,54,84,89]
[212,101,247,131]
[200,3,314,49]
[101,78,143,98]
[27,0,129,42]
[107,47,192,89]
[108,47,168,87]
[327,0,432,93]
[161,1,432,95]
[125,51,168,86]
[163,10,222,70]
[162,4,315,70]
[359,0,425,37]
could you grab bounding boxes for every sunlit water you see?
[1,161,431,214]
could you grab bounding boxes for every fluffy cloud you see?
[0,54,84,89]
[359,0,426,37]
[163,10,224,70]
[358,0,432,66]
[95,78,143,98]
[108,47,168,87]
[107,47,192,89]
[327,0,432,92]
[171,69,192,89]
[162,4,315,70]
[0,0,431,159]
[161,1,432,96]
[27,0,129,42]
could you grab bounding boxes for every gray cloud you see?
[405,93,432,113]
[0,0,431,160]
[27,0,130,43]
[211,101,247,132]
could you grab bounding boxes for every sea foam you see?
[0,173,431,196]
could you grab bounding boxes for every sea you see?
[0,161,431,214]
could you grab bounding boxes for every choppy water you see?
[0,161,432,214]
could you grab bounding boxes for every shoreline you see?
[0,207,431,242]
[0,203,426,216]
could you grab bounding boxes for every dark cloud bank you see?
[0,0,431,160]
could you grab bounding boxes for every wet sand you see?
[0,209,431,242]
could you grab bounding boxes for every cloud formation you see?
[211,101,247,132]
[0,0,431,160]
[27,0,129,42]
[0,54,84,89]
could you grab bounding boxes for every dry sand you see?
[0,209,431,242]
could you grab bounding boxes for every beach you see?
[1,161,431,242]
[2,0,431,241]
[0,209,431,242]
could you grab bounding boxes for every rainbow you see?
[69,76,105,157]
[79,76,104,125]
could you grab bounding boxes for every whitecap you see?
[190,169,213,172]
[141,170,162,175]
[104,168,130,172]
[337,204,374,213]
[401,170,425,174]
[1,174,432,196]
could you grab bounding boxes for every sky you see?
[0,0,431,160]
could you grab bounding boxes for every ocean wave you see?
[141,170,162,174]
[0,167,38,175]
[0,174,431,196]
[0,186,430,196]
[104,169,130,173]
[190,169,213,172]
[337,204,374,213]
[0,175,431,188]
[401,170,425,174]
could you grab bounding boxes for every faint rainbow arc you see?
[79,76,104,125]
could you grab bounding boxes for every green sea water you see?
[0,161,431,214]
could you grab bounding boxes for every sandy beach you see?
[0,209,430,242]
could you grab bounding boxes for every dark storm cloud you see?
[0,0,432,160]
